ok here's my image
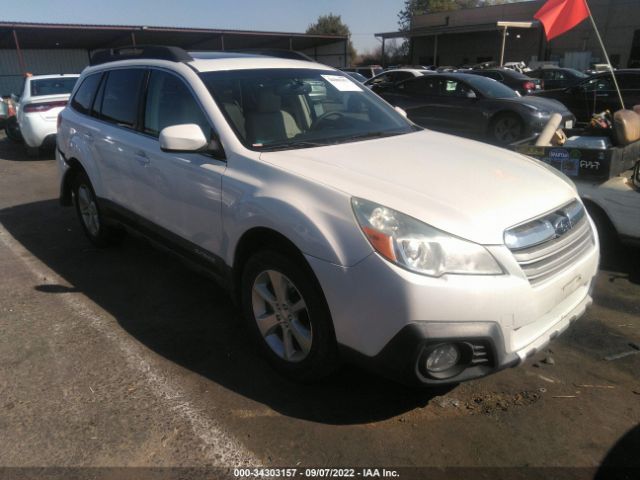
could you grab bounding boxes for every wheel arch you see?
[59,157,87,206]
[231,227,319,302]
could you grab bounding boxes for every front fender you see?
[221,157,373,267]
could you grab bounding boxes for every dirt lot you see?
[0,134,638,480]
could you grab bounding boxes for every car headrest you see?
[257,90,282,113]
[613,109,640,146]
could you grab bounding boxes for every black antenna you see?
[90,45,193,66]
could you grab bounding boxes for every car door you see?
[91,68,147,210]
[433,77,485,136]
[581,75,619,117]
[617,73,640,111]
[383,76,442,129]
[367,72,394,93]
[132,69,225,255]
[543,70,560,90]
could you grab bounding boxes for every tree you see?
[306,14,357,65]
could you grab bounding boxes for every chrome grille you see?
[505,201,595,286]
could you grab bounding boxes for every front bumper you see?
[306,224,599,386]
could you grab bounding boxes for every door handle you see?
[134,150,150,164]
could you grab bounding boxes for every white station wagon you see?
[57,46,599,386]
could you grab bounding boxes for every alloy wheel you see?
[251,269,313,362]
[77,184,100,237]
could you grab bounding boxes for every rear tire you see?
[240,250,339,382]
[26,145,39,158]
[5,117,22,143]
[72,170,122,247]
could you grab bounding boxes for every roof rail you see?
[89,45,193,66]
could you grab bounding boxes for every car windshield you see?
[30,77,78,97]
[201,68,416,150]
[462,75,519,99]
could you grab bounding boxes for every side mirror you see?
[394,106,408,118]
[159,124,209,153]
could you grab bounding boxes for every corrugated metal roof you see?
[0,21,347,53]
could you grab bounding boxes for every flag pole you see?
[585,0,625,109]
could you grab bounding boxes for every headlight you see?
[536,110,551,118]
[351,198,503,277]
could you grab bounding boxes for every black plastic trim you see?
[98,198,233,289]
[90,45,193,66]
[340,322,520,387]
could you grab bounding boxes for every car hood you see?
[498,95,571,113]
[260,130,577,245]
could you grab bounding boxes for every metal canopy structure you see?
[0,21,346,52]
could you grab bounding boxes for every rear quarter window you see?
[70,74,102,115]
[97,69,146,128]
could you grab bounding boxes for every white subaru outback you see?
[57,46,599,386]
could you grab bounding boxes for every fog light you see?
[425,343,460,373]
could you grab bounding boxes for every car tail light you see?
[539,79,545,89]
[8,103,16,116]
[23,100,68,113]
[523,81,536,91]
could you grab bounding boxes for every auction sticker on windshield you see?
[322,75,362,92]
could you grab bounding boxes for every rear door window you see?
[70,73,102,115]
[96,69,146,128]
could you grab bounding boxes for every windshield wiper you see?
[328,130,405,144]
[256,140,328,151]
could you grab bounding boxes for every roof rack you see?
[89,45,193,66]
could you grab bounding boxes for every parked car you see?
[0,97,8,128]
[534,70,640,123]
[528,67,589,90]
[342,65,383,79]
[4,95,22,142]
[364,68,431,93]
[16,74,79,155]
[468,68,543,95]
[377,73,574,144]
[58,46,598,386]
[343,71,368,83]
[503,61,531,74]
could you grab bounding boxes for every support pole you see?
[131,31,136,47]
[220,34,225,51]
[586,1,624,109]
[433,34,438,66]
[381,37,386,68]
[499,26,507,66]
[12,29,27,75]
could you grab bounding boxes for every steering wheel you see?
[310,111,346,131]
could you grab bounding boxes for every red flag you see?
[534,0,590,41]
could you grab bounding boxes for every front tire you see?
[241,250,339,382]
[490,113,524,145]
[72,171,122,247]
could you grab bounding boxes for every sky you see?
[5,0,407,53]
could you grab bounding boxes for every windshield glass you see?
[566,68,588,79]
[200,68,416,150]
[463,75,519,99]
[31,77,78,97]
